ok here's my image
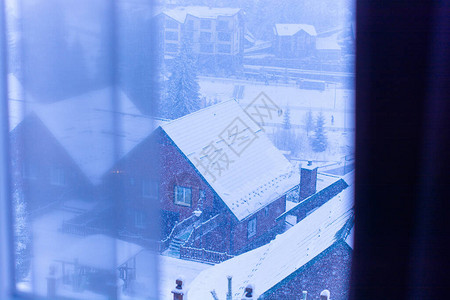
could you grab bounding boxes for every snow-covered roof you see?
[162,6,241,24]
[188,186,354,299]
[274,24,317,37]
[30,88,158,185]
[161,100,298,221]
[316,34,342,50]
[57,235,143,269]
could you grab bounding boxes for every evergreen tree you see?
[164,41,201,119]
[282,106,292,130]
[311,112,328,152]
[304,109,314,136]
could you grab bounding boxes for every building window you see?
[216,20,229,31]
[217,44,231,53]
[218,32,231,42]
[50,166,66,186]
[165,43,178,53]
[134,210,146,229]
[165,31,179,41]
[184,31,194,42]
[200,43,214,53]
[248,218,257,238]
[143,180,158,199]
[185,20,194,31]
[165,19,179,29]
[174,186,192,207]
[200,19,211,30]
[200,31,212,42]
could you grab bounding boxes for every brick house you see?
[156,6,244,71]
[147,100,299,255]
[9,87,155,213]
[273,24,317,58]
[188,185,354,300]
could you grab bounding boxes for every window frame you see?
[174,185,192,207]
[247,217,257,238]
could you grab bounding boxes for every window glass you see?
[165,31,178,41]
[165,43,178,53]
[248,218,257,238]
[200,19,211,29]
[142,179,158,199]
[217,20,229,31]
[200,31,211,42]
[174,186,192,207]
[218,32,231,42]
[200,43,213,53]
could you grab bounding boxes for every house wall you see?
[262,242,352,300]
[10,115,94,212]
[231,195,286,254]
[159,10,244,71]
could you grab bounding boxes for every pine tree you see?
[164,41,201,119]
[304,109,314,136]
[282,106,292,130]
[311,112,328,152]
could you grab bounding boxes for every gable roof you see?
[162,6,241,24]
[188,185,354,299]
[274,24,317,37]
[160,100,298,221]
[27,88,157,185]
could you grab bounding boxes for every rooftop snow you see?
[30,88,158,185]
[162,6,240,23]
[274,24,317,37]
[57,234,143,269]
[161,100,298,221]
[188,185,354,299]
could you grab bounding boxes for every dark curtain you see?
[351,0,450,298]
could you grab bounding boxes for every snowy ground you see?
[199,76,354,130]
[158,255,211,300]
[199,76,355,163]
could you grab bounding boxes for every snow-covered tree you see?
[311,112,328,152]
[282,106,292,130]
[164,41,201,119]
[304,109,314,136]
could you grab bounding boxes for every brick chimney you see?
[171,278,184,300]
[299,161,318,200]
[241,284,254,299]
[320,289,330,300]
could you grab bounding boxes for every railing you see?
[61,220,109,236]
[179,246,233,264]
[159,214,199,252]
[183,214,225,247]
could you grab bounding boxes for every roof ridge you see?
[161,99,239,127]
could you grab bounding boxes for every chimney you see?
[320,289,330,300]
[242,284,254,299]
[299,161,318,200]
[171,278,184,300]
[302,290,307,300]
[226,276,233,300]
